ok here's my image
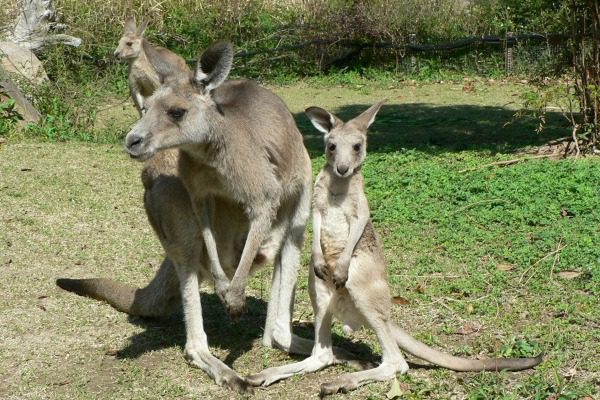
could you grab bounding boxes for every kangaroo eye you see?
[126,41,133,46]
[353,143,361,152]
[328,143,336,152]
[167,107,186,120]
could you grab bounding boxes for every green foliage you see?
[0,98,21,136]
[500,337,541,358]
[47,0,571,84]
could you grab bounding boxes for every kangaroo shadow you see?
[295,103,569,157]
[116,292,376,367]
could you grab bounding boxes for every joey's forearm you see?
[341,214,369,259]
[311,211,325,259]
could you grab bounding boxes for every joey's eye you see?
[328,143,336,152]
[167,107,186,120]
[126,41,133,46]
[353,143,361,152]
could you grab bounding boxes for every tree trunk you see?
[5,0,81,53]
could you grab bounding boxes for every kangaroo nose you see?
[336,166,349,176]
[126,134,143,150]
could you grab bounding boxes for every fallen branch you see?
[459,154,561,173]
[451,198,507,215]
[519,242,568,284]
[549,238,563,281]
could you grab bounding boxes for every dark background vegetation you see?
[0,0,581,142]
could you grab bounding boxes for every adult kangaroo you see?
[114,16,191,116]
[247,102,543,396]
[57,41,315,392]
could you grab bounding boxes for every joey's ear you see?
[305,106,343,134]
[124,16,136,34]
[194,41,234,93]
[349,100,386,133]
[136,19,149,36]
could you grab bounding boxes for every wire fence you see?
[229,32,571,78]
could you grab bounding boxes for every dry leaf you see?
[462,82,476,93]
[456,322,483,335]
[415,284,426,294]
[560,208,575,218]
[558,271,582,280]
[386,377,409,399]
[466,303,474,315]
[392,296,410,305]
[105,349,118,356]
[496,263,515,272]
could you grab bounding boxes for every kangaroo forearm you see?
[230,218,269,291]
[311,211,325,259]
[201,226,229,284]
[341,214,368,259]
[193,198,229,286]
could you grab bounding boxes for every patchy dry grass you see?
[1,82,599,399]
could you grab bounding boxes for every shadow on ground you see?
[117,293,376,367]
[295,103,569,157]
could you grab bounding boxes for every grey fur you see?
[114,16,191,116]
[58,41,320,393]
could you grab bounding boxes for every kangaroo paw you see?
[332,271,348,289]
[223,287,247,320]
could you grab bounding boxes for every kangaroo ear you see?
[136,19,149,36]
[305,107,343,134]
[124,16,136,34]
[349,100,386,133]
[194,41,234,93]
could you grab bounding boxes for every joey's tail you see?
[56,257,181,317]
[390,323,543,372]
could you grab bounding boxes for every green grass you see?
[0,82,598,399]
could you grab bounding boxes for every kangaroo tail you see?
[56,257,181,317]
[389,323,543,372]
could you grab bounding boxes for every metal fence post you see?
[505,32,514,74]
[409,33,417,72]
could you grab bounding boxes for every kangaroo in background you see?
[57,41,326,393]
[114,16,190,116]
[247,103,543,396]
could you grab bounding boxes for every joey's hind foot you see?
[320,381,350,397]
[218,373,254,394]
[223,287,247,320]
[246,371,272,387]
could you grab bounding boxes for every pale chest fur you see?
[313,169,362,267]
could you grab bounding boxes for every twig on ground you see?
[95,98,131,113]
[451,198,507,215]
[549,238,564,281]
[393,274,467,279]
[459,154,561,173]
[519,242,568,284]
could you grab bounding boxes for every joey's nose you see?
[336,166,349,176]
